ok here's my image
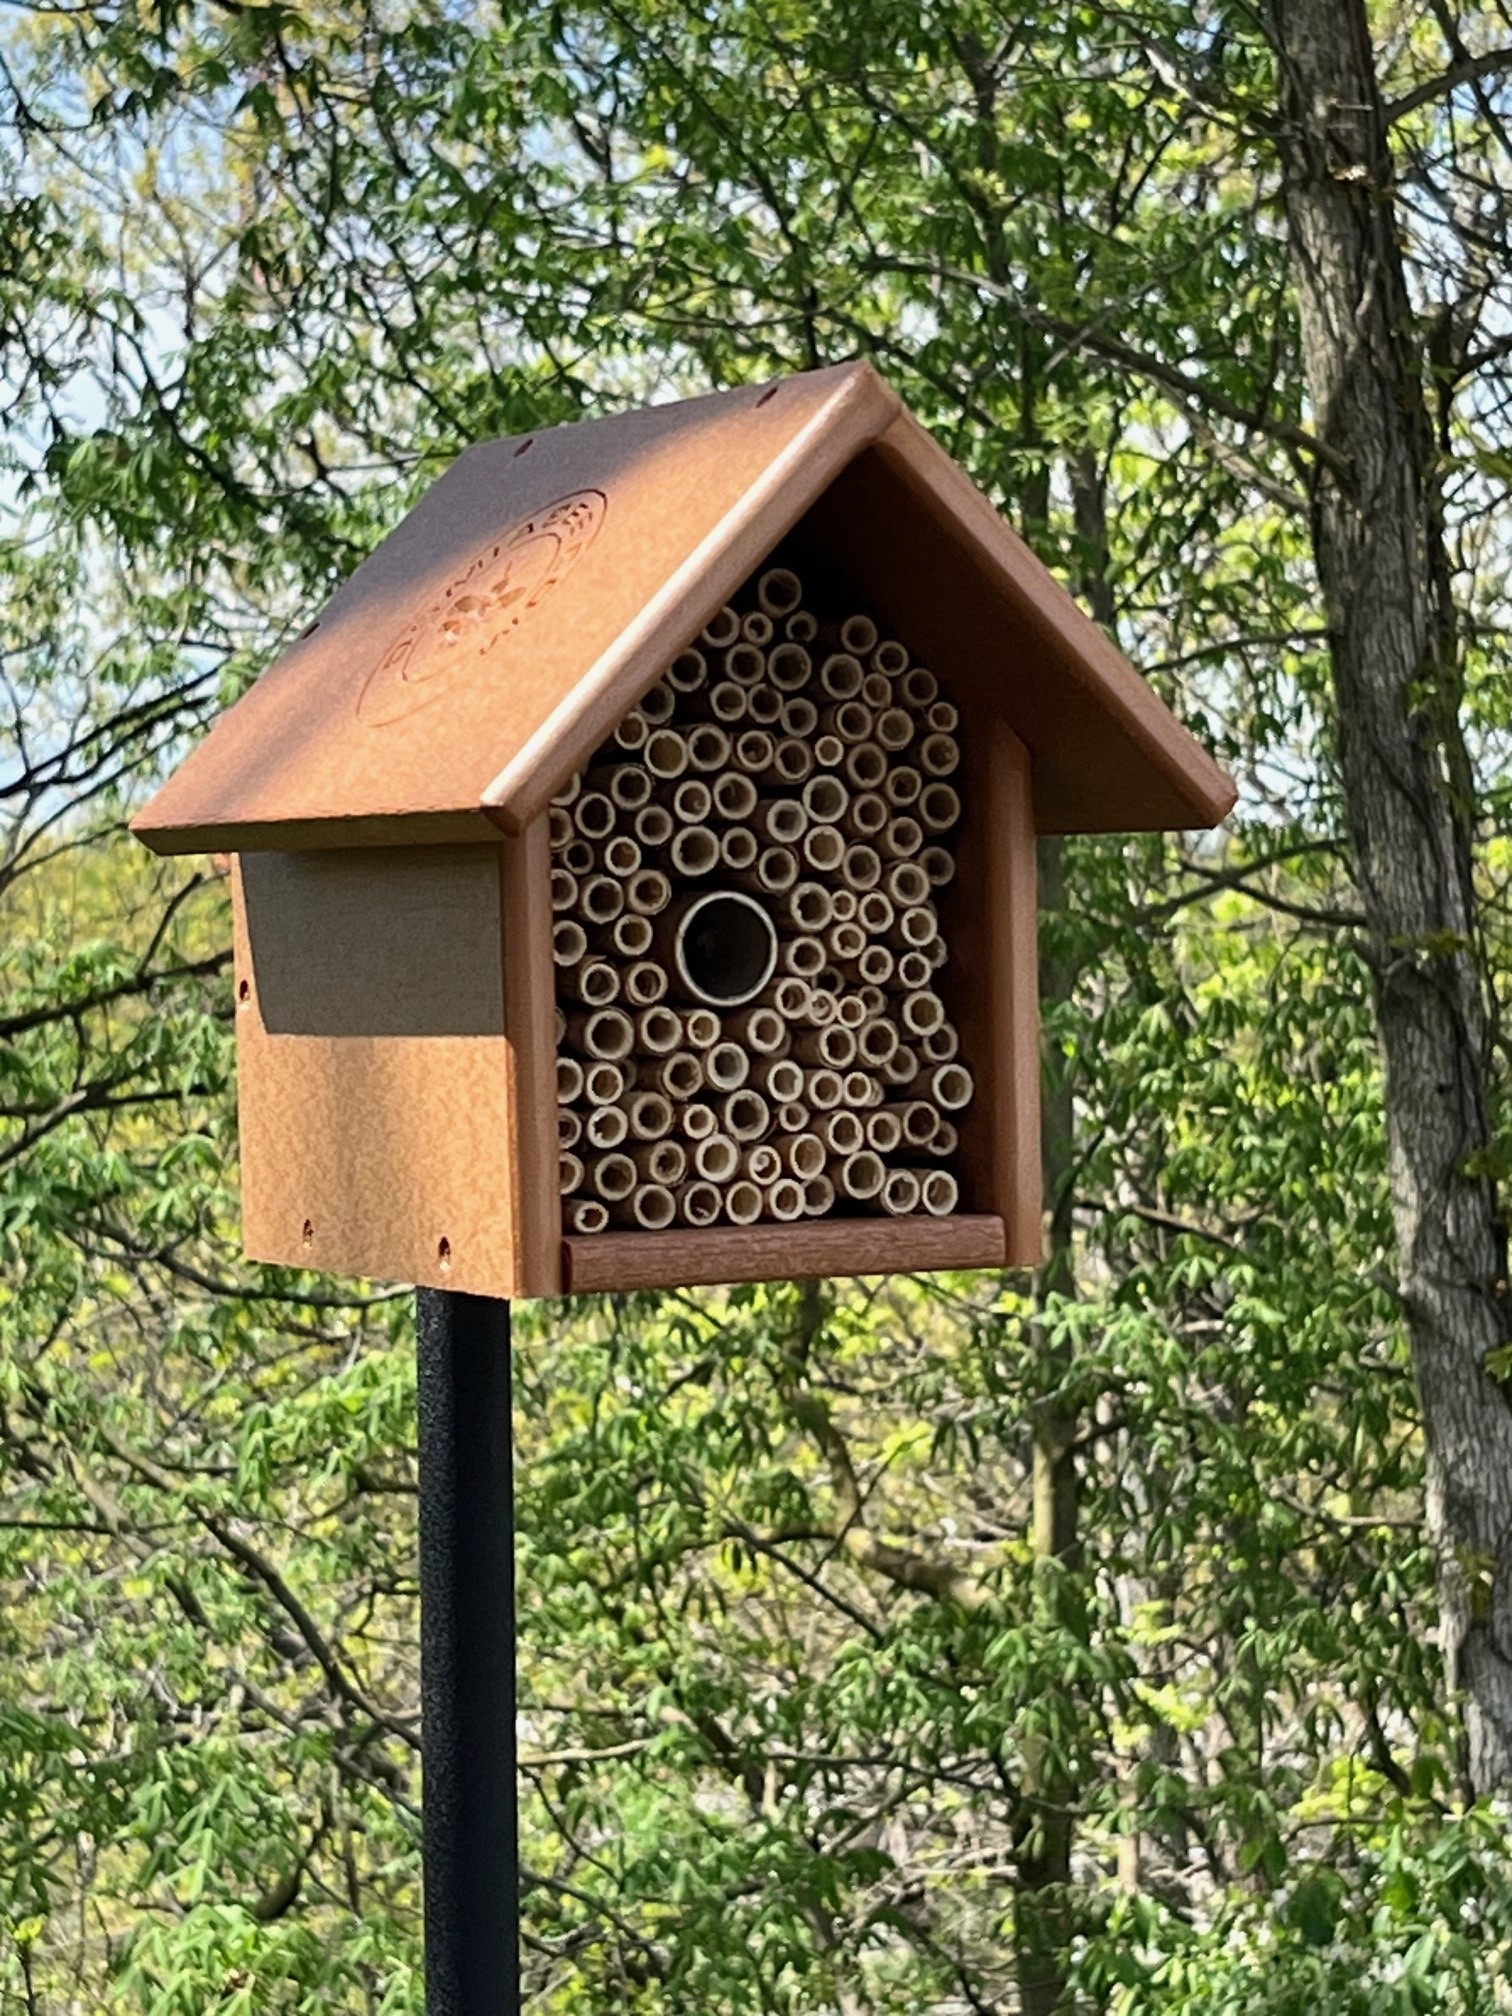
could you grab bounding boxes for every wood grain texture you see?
[500,818,562,1296]
[562,1215,1007,1293]
[991,726,1044,1263]
[233,847,520,1297]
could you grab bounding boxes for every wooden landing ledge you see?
[562,1213,1007,1294]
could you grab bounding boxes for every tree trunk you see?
[1266,0,1512,1794]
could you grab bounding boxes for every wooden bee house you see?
[134,363,1234,1297]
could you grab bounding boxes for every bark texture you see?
[1267,0,1512,1792]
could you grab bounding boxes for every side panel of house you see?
[232,845,519,1295]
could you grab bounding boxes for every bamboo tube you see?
[676,1180,723,1227]
[747,683,784,725]
[591,1152,636,1202]
[931,1119,960,1159]
[694,1134,739,1183]
[768,981,812,1028]
[734,728,774,774]
[872,638,909,677]
[786,609,818,643]
[881,816,923,860]
[776,1099,811,1134]
[556,1055,585,1105]
[787,883,832,932]
[726,1180,763,1226]
[840,844,881,892]
[726,642,765,686]
[839,1150,885,1201]
[820,1110,864,1157]
[899,1102,939,1148]
[899,990,946,1038]
[584,1060,627,1103]
[710,680,748,724]
[830,888,858,923]
[827,919,865,963]
[884,764,922,808]
[612,912,655,959]
[845,793,888,839]
[767,1177,805,1222]
[560,1150,585,1196]
[672,778,713,824]
[805,1068,844,1111]
[782,695,818,738]
[630,806,671,853]
[668,646,708,693]
[882,1044,920,1087]
[767,641,812,692]
[585,1104,629,1151]
[844,742,888,791]
[725,1005,787,1055]
[819,700,872,745]
[574,791,616,839]
[801,773,848,825]
[813,733,845,771]
[626,1091,674,1140]
[918,733,960,777]
[644,729,689,780]
[622,961,669,1008]
[778,1132,827,1180]
[895,949,933,992]
[804,1174,835,1216]
[919,846,955,889]
[651,1052,704,1100]
[794,1024,855,1068]
[917,783,960,833]
[857,1017,900,1068]
[713,772,759,821]
[818,652,864,700]
[779,936,826,979]
[803,985,837,1025]
[857,985,886,1019]
[743,1142,782,1185]
[862,1107,902,1155]
[681,1101,717,1142]
[760,1056,805,1103]
[701,604,740,649]
[913,1062,973,1110]
[844,1071,882,1108]
[552,772,583,808]
[551,868,579,913]
[748,844,798,894]
[549,806,574,851]
[580,876,625,925]
[628,1184,677,1231]
[771,737,812,785]
[705,1042,749,1092]
[803,826,845,873]
[558,1107,583,1151]
[839,614,878,656]
[723,1089,771,1141]
[640,681,676,726]
[901,666,937,709]
[892,906,937,951]
[721,826,758,872]
[604,834,642,877]
[857,889,893,934]
[755,797,807,845]
[589,763,653,811]
[881,1168,921,1217]
[684,1008,721,1050]
[886,861,931,908]
[834,993,867,1029]
[568,1198,609,1235]
[687,723,731,774]
[636,1005,683,1055]
[861,671,892,709]
[634,1138,687,1187]
[626,861,679,910]
[741,610,774,646]
[613,708,649,753]
[553,919,589,968]
[921,1169,958,1216]
[563,959,620,1007]
[927,699,959,734]
[922,1023,959,1062]
[562,837,594,876]
[757,566,803,616]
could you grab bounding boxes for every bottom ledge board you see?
[562,1213,1008,1294]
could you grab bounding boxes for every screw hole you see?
[301,1219,314,1248]
[437,1236,452,1269]
[755,384,780,407]
[237,978,250,1004]
[513,438,533,458]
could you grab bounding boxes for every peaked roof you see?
[134,362,1234,854]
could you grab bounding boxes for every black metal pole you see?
[416,1289,519,2016]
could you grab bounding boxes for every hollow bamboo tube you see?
[804,1174,835,1216]
[625,1184,676,1231]
[862,671,892,709]
[668,646,708,693]
[844,743,888,792]
[921,1169,959,1216]
[558,1107,583,1151]
[922,1023,959,1062]
[827,919,866,963]
[552,772,583,808]
[777,1132,827,1180]
[684,1008,721,1049]
[881,1169,921,1217]
[834,993,867,1029]
[895,1104,938,1154]
[892,906,937,952]
[710,681,748,724]
[857,985,886,1019]
[687,723,732,774]
[644,729,689,780]
[766,1177,805,1223]
[786,609,818,643]
[787,882,832,932]
[556,1056,585,1106]
[818,652,863,699]
[551,868,579,913]
[723,1180,761,1226]
[622,962,669,1009]
[669,779,713,827]
[741,610,774,646]
[771,738,812,786]
[829,889,858,925]
[919,846,955,889]
[725,1005,787,1055]
[626,1091,674,1140]
[778,939,825,982]
[591,1152,637,1202]
[805,1068,844,1111]
[580,876,625,925]
[896,950,933,992]
[563,959,620,1007]
[802,985,837,1026]
[676,1180,723,1227]
[626,869,672,916]
[865,1108,903,1155]
[767,641,812,692]
[900,666,937,709]
[917,782,961,833]
[743,1142,782,1185]
[583,1061,626,1107]
[704,1042,749,1092]
[723,1089,770,1141]
[645,1051,703,1100]
[751,800,803,848]
[845,793,888,839]
[589,763,653,811]
[759,1056,805,1103]
[820,700,873,744]
[928,700,958,734]
[813,734,845,771]
[757,567,803,616]
[634,1138,687,1187]
[783,695,818,738]
[713,772,759,821]
[769,1099,805,1135]
[694,1134,739,1183]
[720,827,758,872]
[900,990,946,1039]
[839,1151,885,1201]
[857,1018,900,1068]
[681,1101,717,1142]
[881,816,923,861]
[574,791,615,839]
[844,1071,882,1108]
[585,1104,629,1151]
[886,861,931,908]
[567,1007,634,1061]
[701,604,740,649]
[559,1150,585,1196]
[613,708,649,753]
[884,764,922,808]
[918,733,960,778]
[726,642,765,686]
[820,1110,864,1157]
[747,684,784,725]
[549,806,574,851]
[841,845,881,892]
[883,1045,920,1090]
[802,773,848,825]
[603,835,642,877]
[733,728,774,774]
[840,613,878,656]
[910,1062,974,1110]
[803,826,845,874]
[561,837,594,876]
[636,1005,683,1055]
[750,844,798,894]
[856,890,893,935]
[612,913,655,960]
[567,1198,608,1235]
[639,681,676,726]
[931,1119,960,1159]
[872,638,909,677]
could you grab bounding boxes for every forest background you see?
[3,0,1512,2009]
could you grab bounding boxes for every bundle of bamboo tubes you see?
[551,564,972,1234]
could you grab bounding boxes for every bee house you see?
[134,363,1234,1297]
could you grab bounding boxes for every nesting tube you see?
[900,990,947,1038]
[585,1104,629,1151]
[802,773,848,825]
[636,1005,683,1055]
[887,861,931,908]
[557,1055,585,1105]
[569,1008,634,1061]
[723,1089,770,1141]
[725,1005,787,1055]
[813,733,845,770]
[899,1101,941,1149]
[741,610,774,646]
[917,1062,974,1110]
[549,806,574,851]
[865,1107,903,1154]
[626,1091,674,1140]
[553,772,583,808]
[872,638,909,677]
[743,1143,782,1185]
[580,876,625,925]
[921,1169,958,1216]
[841,845,881,893]
[726,643,766,686]
[747,684,784,726]
[818,652,864,700]
[881,816,923,860]
[778,1132,827,1180]
[804,1174,835,1216]
[725,1180,763,1226]
[757,567,803,616]
[644,728,689,780]
[626,870,672,916]
[918,733,960,777]
[603,835,642,878]
[613,709,649,753]
[805,1068,844,1111]
[862,671,892,709]
[767,642,812,691]
[766,1178,805,1222]
[919,846,955,889]
[931,1120,960,1159]
[668,647,708,693]
[828,919,866,963]
[640,682,677,726]
[687,723,732,774]
[901,666,938,708]
[694,1134,739,1183]
[654,1052,705,1100]
[918,782,961,832]
[884,764,922,807]
[755,798,807,845]
[666,891,779,1009]
[896,950,933,992]
[671,778,713,826]
[844,743,888,792]
[820,1110,864,1157]
[634,1138,687,1187]
[551,868,579,913]
[558,1108,583,1151]
[821,700,873,745]
[672,1181,720,1226]
[705,1042,750,1092]
[564,959,621,1007]
[734,728,774,774]
[684,1008,722,1050]
[787,882,832,933]
[713,772,759,821]
[786,609,818,643]
[628,1184,677,1231]
[721,827,758,872]
[560,1150,585,1196]
[701,604,740,649]
[846,793,888,839]
[783,695,818,738]
[561,837,593,876]
[839,1151,885,1201]
[881,1169,922,1217]
[710,681,748,724]
[922,1023,959,1062]
[591,1152,637,1202]
[613,913,655,960]
[857,1018,900,1068]
[803,826,845,874]
[834,993,867,1029]
[779,937,825,980]
[771,738,813,785]
[574,791,615,840]
[830,888,858,923]
[670,825,720,878]
[634,804,675,849]
[681,1101,717,1141]
[760,1057,805,1104]
[567,1198,608,1235]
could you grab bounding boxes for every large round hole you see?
[673,890,778,1008]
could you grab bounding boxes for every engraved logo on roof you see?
[357,488,608,727]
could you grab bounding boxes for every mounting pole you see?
[415,1289,519,2016]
